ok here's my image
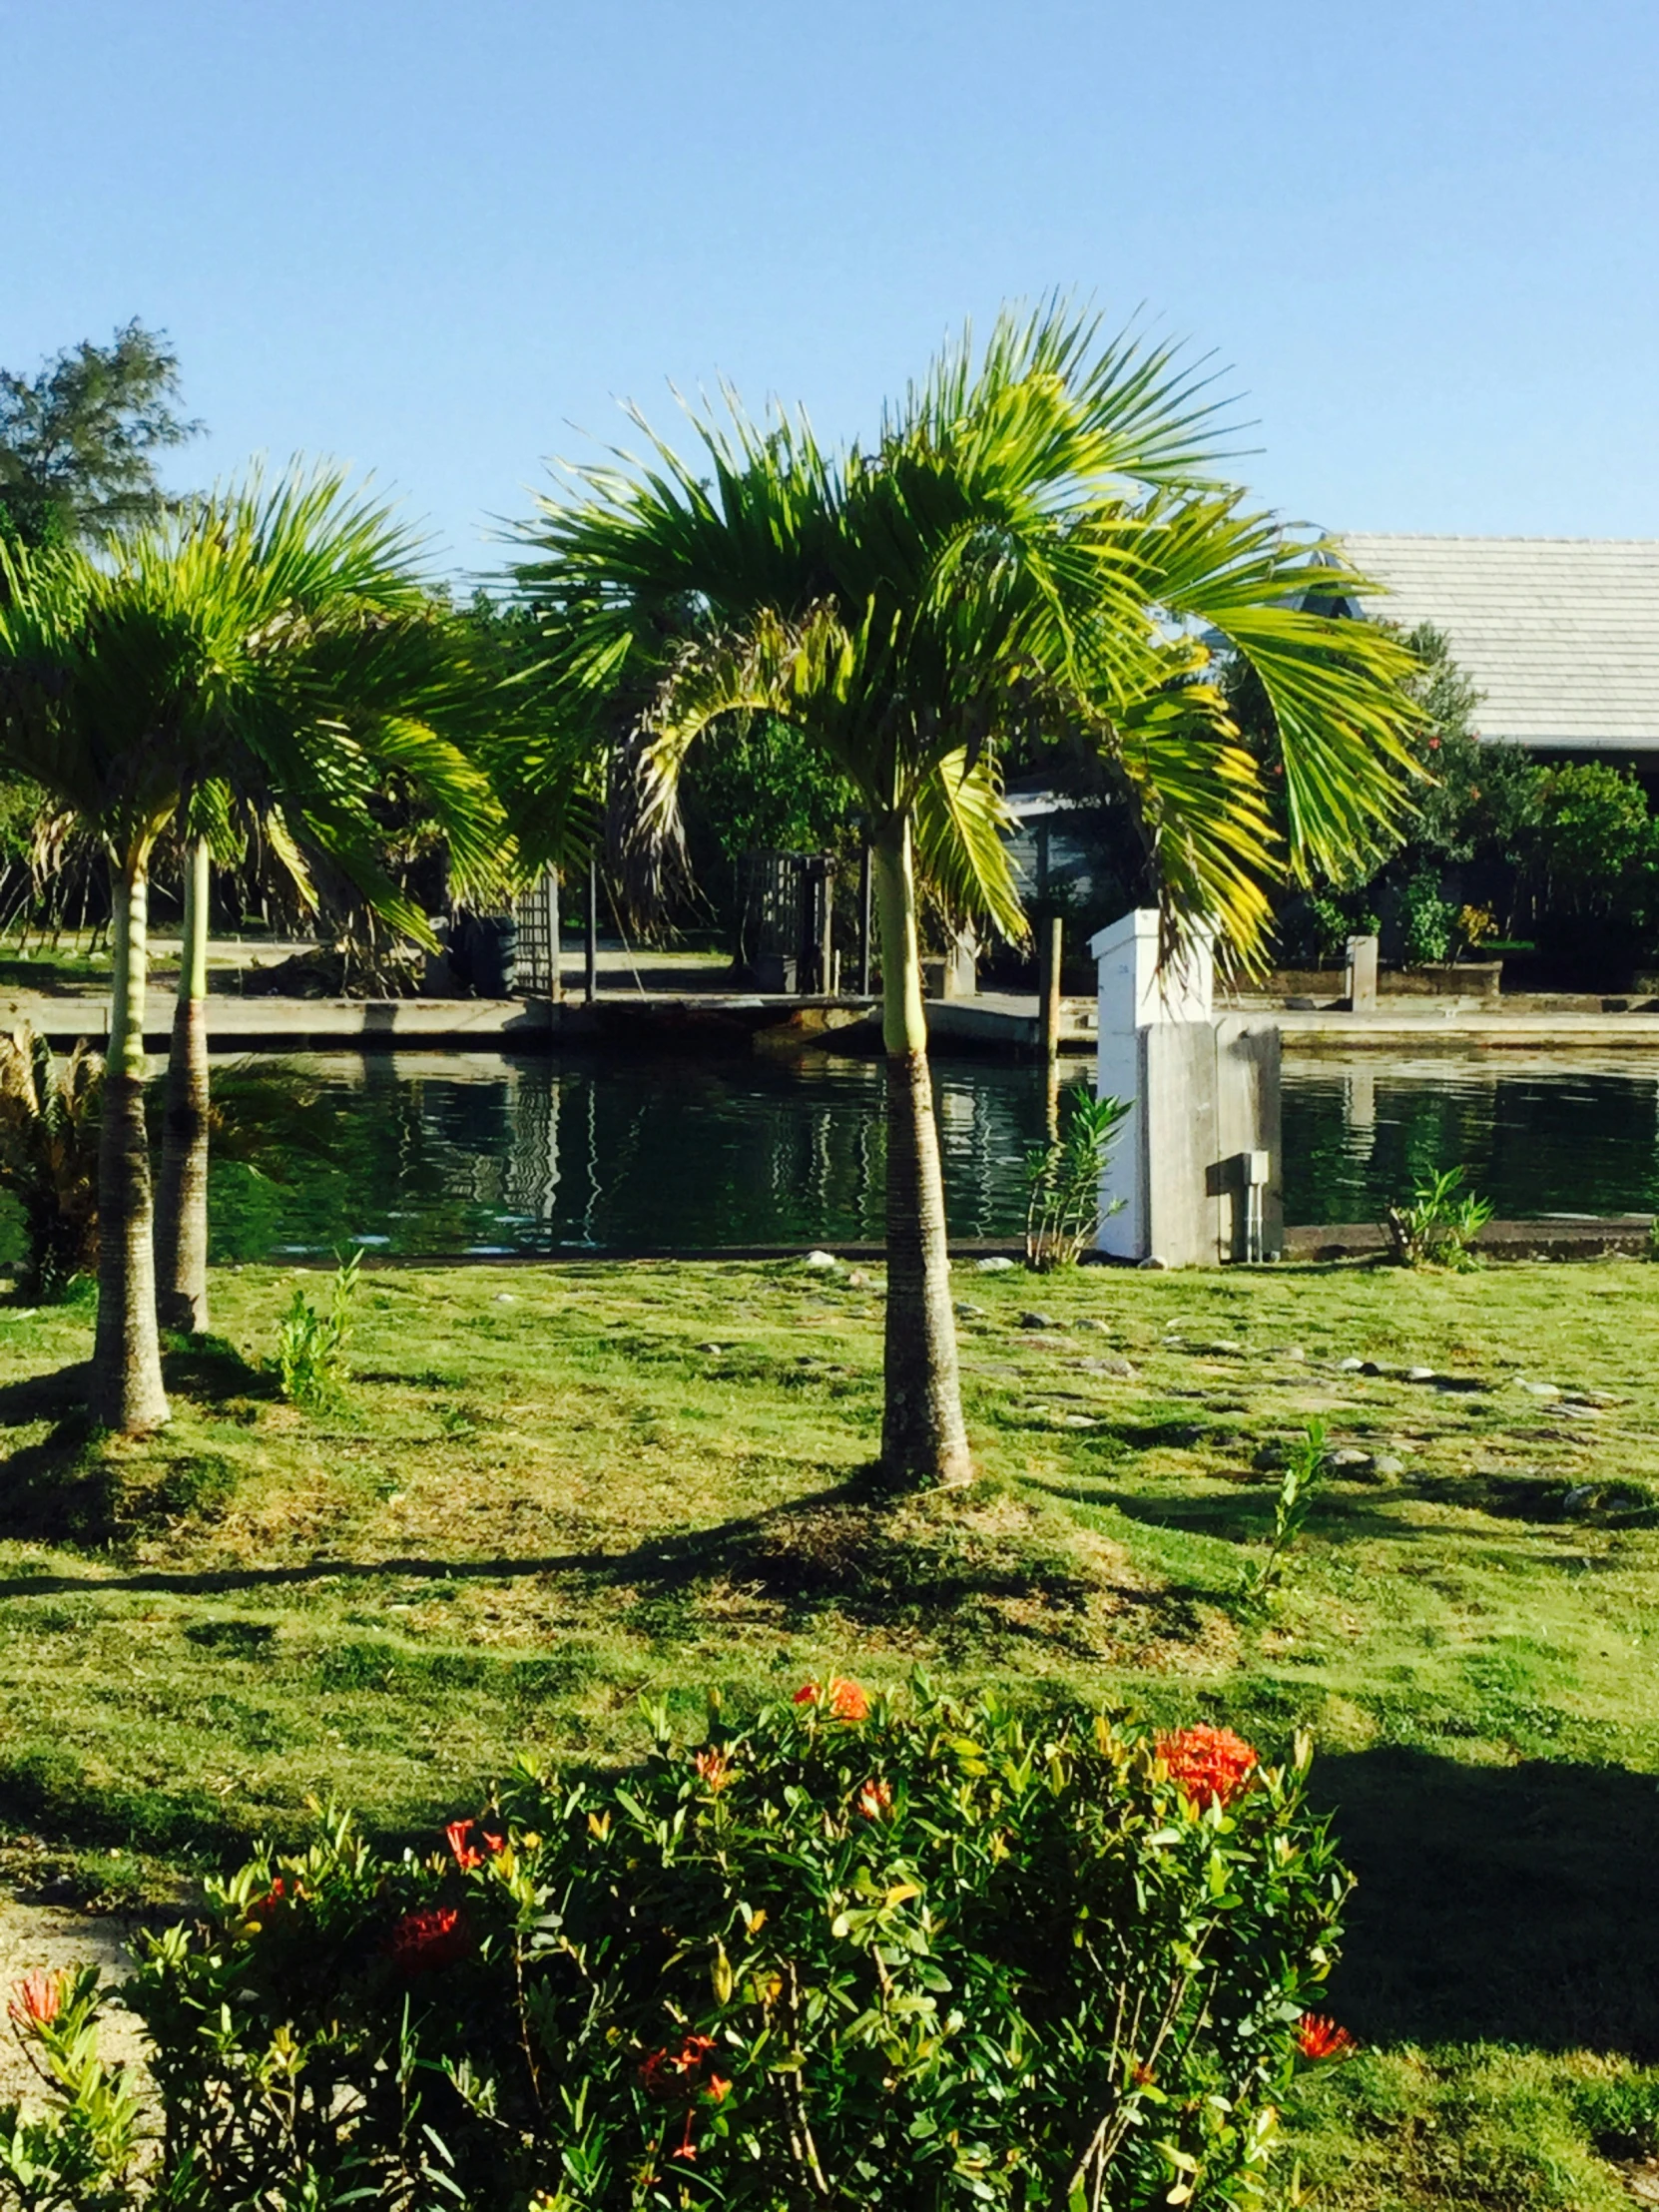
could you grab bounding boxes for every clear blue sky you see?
[6,0,1656,575]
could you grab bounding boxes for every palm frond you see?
[911,751,1025,941]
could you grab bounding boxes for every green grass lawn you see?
[4,1254,1659,2207]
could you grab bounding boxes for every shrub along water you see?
[1,1683,1352,2211]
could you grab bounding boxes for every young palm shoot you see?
[1023,1086,1132,1270]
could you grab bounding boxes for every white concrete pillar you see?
[1090,910,1213,1259]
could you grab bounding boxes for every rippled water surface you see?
[7,1047,1652,1268]
[204,1051,1059,1259]
[1282,1053,1659,1224]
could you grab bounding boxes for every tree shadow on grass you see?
[1317,1746,1659,2057]
[0,1338,276,1540]
[0,1472,1204,1660]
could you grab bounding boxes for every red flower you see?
[796,1677,868,1721]
[444,1818,505,1871]
[386,1905,474,1976]
[1297,2012,1358,2061]
[1427,736,1441,751]
[641,2032,728,2104]
[694,1748,733,1792]
[855,1779,892,1821]
[1156,1725,1259,1808]
[247,1876,289,1925]
[8,1970,63,2029]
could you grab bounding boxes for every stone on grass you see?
[1076,1318,1114,1335]
[1513,1378,1561,1398]
[1080,1355,1137,1379]
[1138,1256,1169,1271]
[1020,1312,1065,1331]
[1338,1357,1366,1373]
[1371,1453,1406,1479]
[1326,1446,1373,1470]
[1405,1366,1437,1382]
[976,1256,1015,1273]
[954,1301,987,1318]
[846,1269,871,1289]
[695,1342,723,1355]
[803,1250,838,1272]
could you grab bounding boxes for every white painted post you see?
[1346,933,1379,1012]
[1090,911,1213,1260]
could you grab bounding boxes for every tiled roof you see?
[1339,534,1659,752]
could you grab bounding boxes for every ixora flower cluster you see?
[0,1692,1355,2210]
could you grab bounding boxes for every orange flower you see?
[1155,1725,1259,1808]
[444,1818,505,1871]
[642,2032,724,2105]
[707,2072,732,2102]
[694,1748,733,1792]
[1297,2012,1358,2061]
[855,1779,892,1821]
[8,1970,63,2029]
[794,1676,868,1721]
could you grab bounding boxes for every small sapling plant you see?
[274,1246,361,1408]
[1383,1164,1492,1271]
[1023,1085,1131,1271]
[1244,1421,1329,1603]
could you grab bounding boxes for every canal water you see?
[178,1047,1659,1261]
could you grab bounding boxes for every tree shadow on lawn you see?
[0,1341,277,1540]
[1318,1746,1659,2057]
[0,1471,1206,1659]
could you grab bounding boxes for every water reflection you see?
[1283,1053,1659,1224]
[208,1051,1059,1260]
[2,1046,1648,1271]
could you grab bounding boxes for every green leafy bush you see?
[274,1247,360,1407]
[1,1683,1353,2209]
[1382,1164,1493,1271]
[1398,871,1455,966]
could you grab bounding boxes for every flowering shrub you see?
[0,1685,1352,2210]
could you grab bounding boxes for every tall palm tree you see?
[147,472,507,1338]
[0,471,505,1426]
[514,308,1422,1489]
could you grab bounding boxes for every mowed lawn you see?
[4,1254,1659,2209]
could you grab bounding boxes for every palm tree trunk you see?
[872,817,972,1487]
[156,837,211,1333]
[92,847,170,1432]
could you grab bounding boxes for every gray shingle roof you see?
[1340,533,1659,752]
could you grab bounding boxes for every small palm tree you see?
[514,305,1422,1487]
[0,469,506,1427]
[0,1028,102,1301]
